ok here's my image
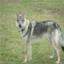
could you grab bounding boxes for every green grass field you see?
[0,0,64,64]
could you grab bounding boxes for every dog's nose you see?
[19,24,22,28]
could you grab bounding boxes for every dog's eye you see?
[21,19,24,22]
[17,19,19,22]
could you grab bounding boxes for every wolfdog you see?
[16,13,64,64]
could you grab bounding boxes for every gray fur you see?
[16,13,64,64]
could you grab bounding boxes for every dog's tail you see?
[59,32,64,51]
[56,28,64,51]
[54,23,64,51]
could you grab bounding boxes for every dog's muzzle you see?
[19,24,22,28]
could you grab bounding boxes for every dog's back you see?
[24,20,60,37]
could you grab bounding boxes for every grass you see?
[0,0,64,64]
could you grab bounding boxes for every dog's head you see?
[16,13,26,32]
[16,13,25,27]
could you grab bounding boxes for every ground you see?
[0,0,64,64]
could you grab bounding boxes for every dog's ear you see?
[16,12,25,18]
[16,12,25,22]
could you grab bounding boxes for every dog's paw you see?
[49,55,54,59]
[23,57,32,63]
[56,61,61,64]
[23,58,28,63]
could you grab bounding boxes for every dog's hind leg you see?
[54,29,61,64]
[52,41,60,64]
[49,35,60,63]
[51,29,61,64]
[48,33,56,59]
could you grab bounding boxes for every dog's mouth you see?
[21,28,25,32]
[18,28,25,32]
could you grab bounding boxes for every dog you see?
[16,13,64,64]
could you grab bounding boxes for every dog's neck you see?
[21,18,30,36]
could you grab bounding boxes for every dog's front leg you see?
[24,37,32,63]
